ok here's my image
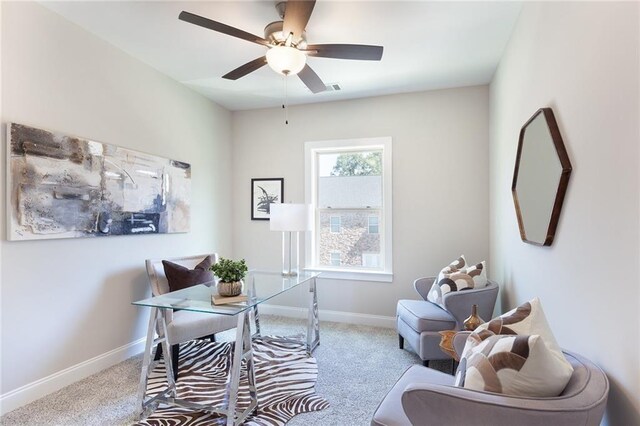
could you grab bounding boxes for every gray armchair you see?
[397,277,499,364]
[371,337,609,426]
[145,254,237,380]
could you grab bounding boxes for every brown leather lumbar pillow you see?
[162,256,213,292]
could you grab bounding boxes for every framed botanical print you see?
[251,178,284,220]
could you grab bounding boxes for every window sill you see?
[303,267,393,283]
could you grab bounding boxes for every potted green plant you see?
[210,257,248,297]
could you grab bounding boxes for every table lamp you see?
[270,203,312,276]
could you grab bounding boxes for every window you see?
[305,137,392,282]
[330,216,341,233]
[362,253,381,268]
[368,216,379,234]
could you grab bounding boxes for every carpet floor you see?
[1,316,451,425]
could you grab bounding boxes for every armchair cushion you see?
[461,334,574,397]
[162,255,213,292]
[167,309,237,345]
[397,300,456,332]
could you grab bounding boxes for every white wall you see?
[0,1,232,406]
[489,2,639,425]
[232,86,490,318]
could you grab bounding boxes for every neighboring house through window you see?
[305,137,393,282]
[368,216,379,234]
[362,253,381,268]
[330,216,341,233]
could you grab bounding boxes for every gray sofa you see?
[371,333,609,426]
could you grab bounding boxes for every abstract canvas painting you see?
[7,123,191,240]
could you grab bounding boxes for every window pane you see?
[318,209,381,269]
[362,253,381,268]
[368,216,379,234]
[330,216,341,233]
[318,150,382,209]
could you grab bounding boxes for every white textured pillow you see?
[461,334,573,397]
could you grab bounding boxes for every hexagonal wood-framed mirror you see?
[512,108,572,246]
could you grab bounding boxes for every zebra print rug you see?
[137,336,329,425]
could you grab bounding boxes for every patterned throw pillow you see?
[427,255,467,304]
[437,255,467,282]
[456,297,574,396]
[461,334,573,397]
[470,297,566,364]
[428,261,488,307]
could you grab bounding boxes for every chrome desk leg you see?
[137,308,175,419]
[158,311,176,396]
[137,307,158,417]
[307,277,320,354]
[248,275,261,337]
[226,310,259,426]
[244,313,258,411]
[252,305,261,337]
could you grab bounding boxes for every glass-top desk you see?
[133,271,321,425]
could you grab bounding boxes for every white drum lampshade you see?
[270,203,312,232]
[270,203,312,276]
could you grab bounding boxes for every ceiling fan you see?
[179,0,384,94]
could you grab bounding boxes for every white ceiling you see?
[41,1,522,111]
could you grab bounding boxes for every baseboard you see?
[0,337,146,416]
[259,304,396,329]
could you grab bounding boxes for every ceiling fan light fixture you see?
[266,46,306,76]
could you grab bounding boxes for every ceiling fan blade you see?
[222,56,268,80]
[283,0,316,43]
[179,11,270,47]
[305,44,384,61]
[298,64,326,94]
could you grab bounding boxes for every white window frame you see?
[304,137,393,282]
[330,215,341,233]
[368,215,379,234]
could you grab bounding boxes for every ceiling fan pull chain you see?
[283,74,289,125]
